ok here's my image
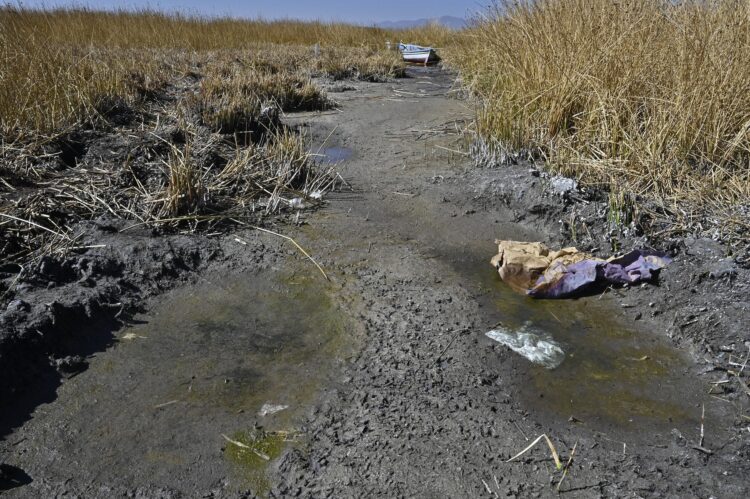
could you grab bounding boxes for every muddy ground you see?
[1,67,749,498]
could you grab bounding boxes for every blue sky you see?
[12,1,485,23]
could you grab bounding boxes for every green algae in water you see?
[469,260,702,427]
[224,429,297,496]
[155,265,354,421]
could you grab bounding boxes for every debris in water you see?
[490,240,671,298]
[222,433,271,460]
[309,190,324,200]
[485,324,565,369]
[258,403,289,417]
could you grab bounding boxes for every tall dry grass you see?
[3,7,427,264]
[0,7,448,139]
[451,0,750,234]
[2,8,397,50]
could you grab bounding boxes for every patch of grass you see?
[317,47,406,81]
[450,0,750,239]
[0,5,451,268]
[0,122,338,266]
[197,67,328,133]
[163,143,205,217]
[0,7,449,139]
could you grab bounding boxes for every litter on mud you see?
[485,323,565,369]
[258,403,289,417]
[490,240,671,298]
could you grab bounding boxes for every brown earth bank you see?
[1,67,748,497]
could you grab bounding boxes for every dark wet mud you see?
[1,67,748,498]
[1,260,357,496]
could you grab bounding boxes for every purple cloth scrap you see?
[528,250,671,298]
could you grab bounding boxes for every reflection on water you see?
[318,146,353,164]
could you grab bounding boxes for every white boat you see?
[398,42,440,64]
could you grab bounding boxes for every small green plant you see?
[607,190,635,228]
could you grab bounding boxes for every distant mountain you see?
[376,16,467,30]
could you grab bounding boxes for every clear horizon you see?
[8,1,485,24]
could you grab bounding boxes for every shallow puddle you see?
[489,282,698,427]
[154,269,349,418]
[141,266,352,489]
[450,245,710,431]
[355,188,712,433]
[14,262,353,495]
[318,146,352,164]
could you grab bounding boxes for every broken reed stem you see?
[556,440,578,492]
[0,265,24,302]
[507,433,562,470]
[249,225,329,281]
[221,433,270,461]
[481,479,497,497]
[0,213,72,240]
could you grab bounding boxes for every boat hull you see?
[401,49,439,64]
[398,42,440,65]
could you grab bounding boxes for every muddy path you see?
[2,68,748,497]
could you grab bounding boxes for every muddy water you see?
[7,262,353,494]
[451,244,708,432]
[318,146,353,164]
[358,183,711,434]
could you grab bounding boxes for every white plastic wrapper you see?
[486,324,565,369]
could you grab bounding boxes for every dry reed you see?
[0,6,433,139]
[450,0,750,240]
[2,7,411,266]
